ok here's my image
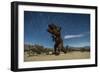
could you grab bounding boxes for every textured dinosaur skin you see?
[47,24,66,55]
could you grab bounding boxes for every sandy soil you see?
[24,51,90,62]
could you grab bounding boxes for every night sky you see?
[24,11,90,48]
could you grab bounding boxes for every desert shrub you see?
[24,44,53,55]
[80,48,90,52]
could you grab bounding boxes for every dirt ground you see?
[24,51,90,62]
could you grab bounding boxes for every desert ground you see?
[24,51,90,62]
